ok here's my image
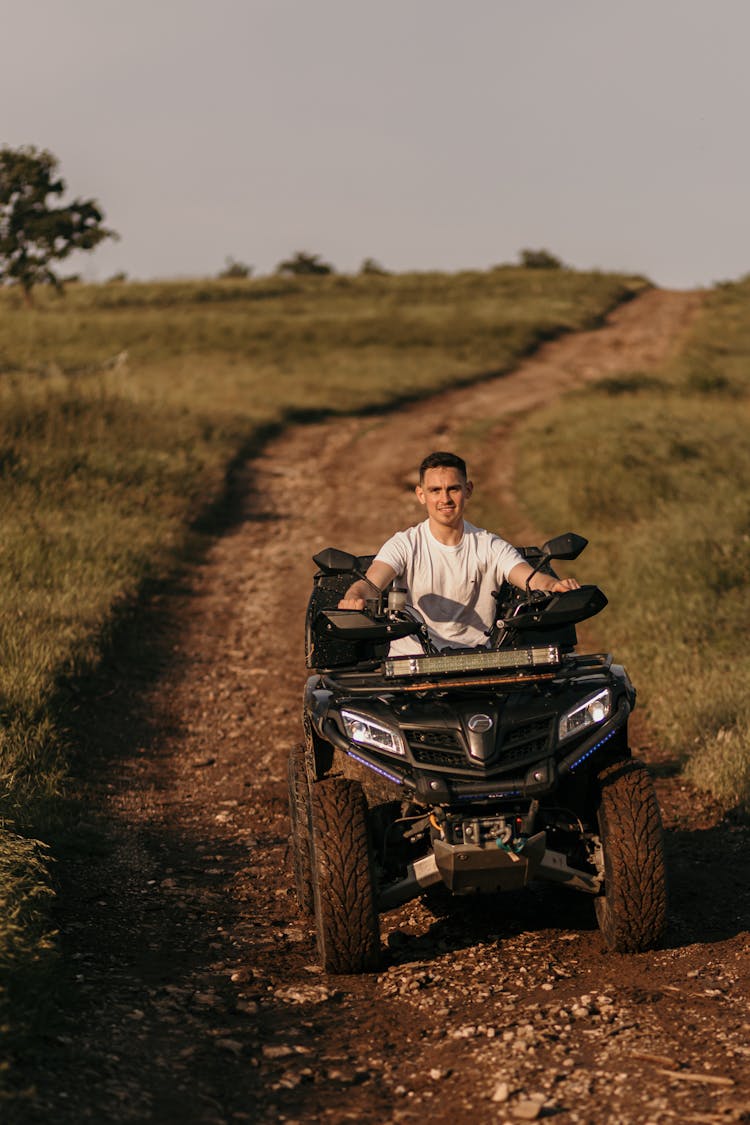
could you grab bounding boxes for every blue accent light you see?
[568,726,618,771]
[346,749,403,785]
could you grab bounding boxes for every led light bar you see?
[384,645,560,680]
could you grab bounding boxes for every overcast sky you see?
[3,0,749,288]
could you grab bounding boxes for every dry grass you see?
[515,277,750,809]
[0,265,645,1057]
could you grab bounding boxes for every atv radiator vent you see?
[498,718,554,764]
[384,645,560,680]
[407,730,466,769]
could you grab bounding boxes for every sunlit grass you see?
[0,265,645,1057]
[514,277,750,809]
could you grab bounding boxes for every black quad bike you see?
[289,533,667,973]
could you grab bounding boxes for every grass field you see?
[0,265,646,1060]
[514,277,750,809]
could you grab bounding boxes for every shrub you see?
[360,257,389,276]
[276,250,334,276]
[217,257,252,280]
[519,248,564,270]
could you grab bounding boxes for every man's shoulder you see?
[463,520,490,538]
[381,520,427,546]
[463,520,500,546]
[375,521,426,564]
[463,522,522,559]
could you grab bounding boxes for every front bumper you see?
[378,829,602,909]
[432,830,547,893]
[318,695,631,803]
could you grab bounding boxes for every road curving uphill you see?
[21,288,750,1124]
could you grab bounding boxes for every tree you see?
[359,257,389,276]
[519,248,565,270]
[0,145,118,302]
[218,256,253,279]
[276,250,334,277]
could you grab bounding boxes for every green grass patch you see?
[513,277,750,810]
[0,265,645,1065]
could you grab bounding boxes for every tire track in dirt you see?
[22,287,750,1125]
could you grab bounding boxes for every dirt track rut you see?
[21,288,750,1124]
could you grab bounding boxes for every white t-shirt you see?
[375,519,524,655]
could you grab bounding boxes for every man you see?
[339,451,580,655]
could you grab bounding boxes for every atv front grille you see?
[406,717,554,773]
[496,718,553,765]
[407,729,466,769]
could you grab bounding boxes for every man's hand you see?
[549,577,580,592]
[509,562,581,595]
[338,596,367,610]
[337,561,397,611]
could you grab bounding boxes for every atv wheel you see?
[287,744,314,915]
[310,778,380,973]
[595,759,667,952]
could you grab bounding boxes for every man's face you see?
[415,466,473,529]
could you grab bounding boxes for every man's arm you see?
[338,561,397,610]
[507,561,580,595]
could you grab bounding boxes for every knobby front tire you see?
[310,778,380,974]
[595,759,668,953]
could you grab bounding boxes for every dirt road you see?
[21,288,750,1124]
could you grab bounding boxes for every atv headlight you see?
[341,709,406,757]
[558,688,612,743]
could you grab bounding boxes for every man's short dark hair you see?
[419,451,467,483]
